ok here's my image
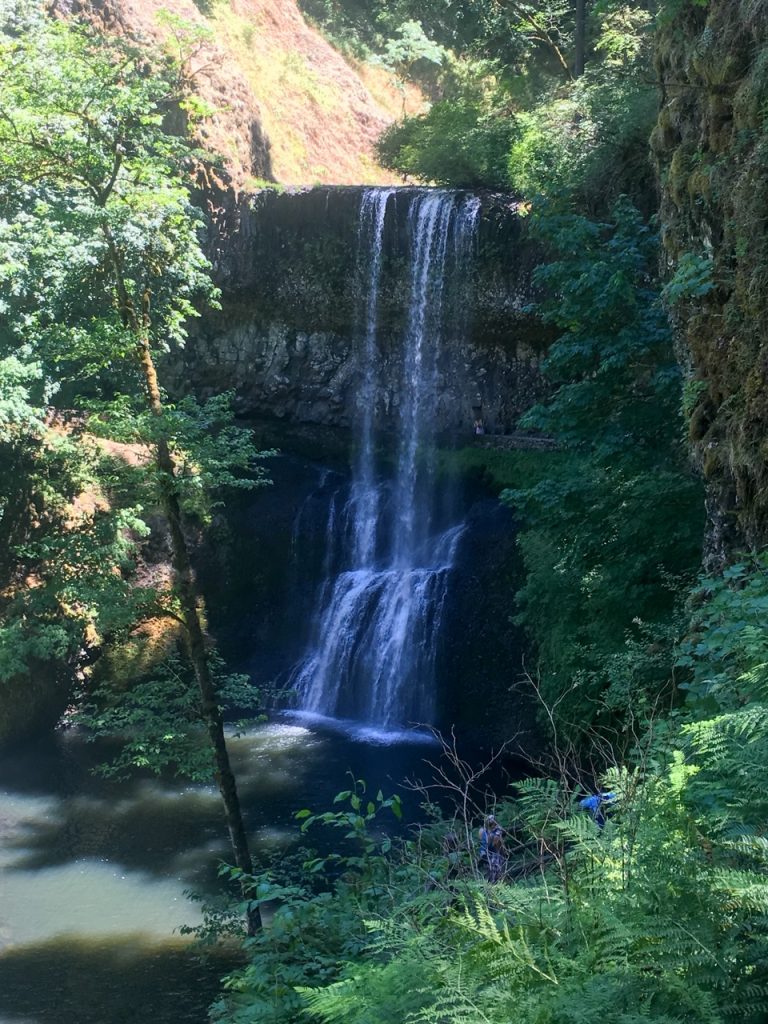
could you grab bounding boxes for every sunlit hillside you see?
[81,0,422,187]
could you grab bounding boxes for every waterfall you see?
[350,188,392,569]
[290,189,481,736]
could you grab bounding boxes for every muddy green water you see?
[0,721,434,1023]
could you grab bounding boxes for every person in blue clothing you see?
[579,790,616,828]
[478,815,506,881]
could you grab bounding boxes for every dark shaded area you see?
[0,936,239,1024]
[0,732,228,884]
[197,454,343,689]
[0,656,72,754]
[248,118,273,181]
[438,497,537,756]
[3,785,227,883]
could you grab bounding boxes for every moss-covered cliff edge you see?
[654,0,768,552]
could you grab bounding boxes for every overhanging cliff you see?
[173,186,551,440]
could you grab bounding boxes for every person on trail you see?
[579,790,616,828]
[478,815,506,882]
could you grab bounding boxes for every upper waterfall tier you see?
[174,186,552,438]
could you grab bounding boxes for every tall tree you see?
[574,0,586,75]
[0,9,264,930]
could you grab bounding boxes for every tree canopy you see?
[0,4,269,929]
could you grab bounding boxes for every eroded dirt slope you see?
[71,0,419,187]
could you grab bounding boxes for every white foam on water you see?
[287,710,438,746]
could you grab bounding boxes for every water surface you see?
[0,720,435,1023]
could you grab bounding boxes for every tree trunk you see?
[503,1,574,81]
[574,0,586,77]
[136,336,263,935]
[101,225,262,933]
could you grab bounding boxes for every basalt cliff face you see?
[60,4,547,441]
[174,186,550,440]
[654,0,768,554]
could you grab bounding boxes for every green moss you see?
[91,616,183,691]
[733,48,768,127]
[655,0,768,546]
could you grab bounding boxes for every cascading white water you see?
[291,189,481,734]
[350,188,393,569]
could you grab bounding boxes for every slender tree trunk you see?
[574,0,586,78]
[499,0,574,81]
[142,337,264,937]
[102,226,261,933]
[138,335,263,935]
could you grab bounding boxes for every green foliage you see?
[0,10,272,511]
[0,7,214,370]
[502,200,703,729]
[85,392,274,522]
[297,782,403,867]
[0,350,148,683]
[662,251,715,302]
[0,9,270,547]
[522,200,677,453]
[678,556,768,712]
[208,787,412,1024]
[657,0,709,24]
[436,445,564,494]
[374,1,658,214]
[77,653,259,781]
[507,76,657,211]
[0,7,268,775]
[376,64,515,186]
[298,0,555,67]
[374,20,446,81]
[214,717,768,1024]
[504,2,658,205]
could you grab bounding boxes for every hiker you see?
[478,815,506,882]
[579,790,616,828]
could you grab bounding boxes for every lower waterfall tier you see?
[194,453,538,754]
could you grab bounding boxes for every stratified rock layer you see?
[175,186,551,439]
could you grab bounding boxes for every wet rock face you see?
[173,186,552,438]
[437,497,538,755]
[653,0,768,551]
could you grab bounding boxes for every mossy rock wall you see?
[654,0,768,550]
